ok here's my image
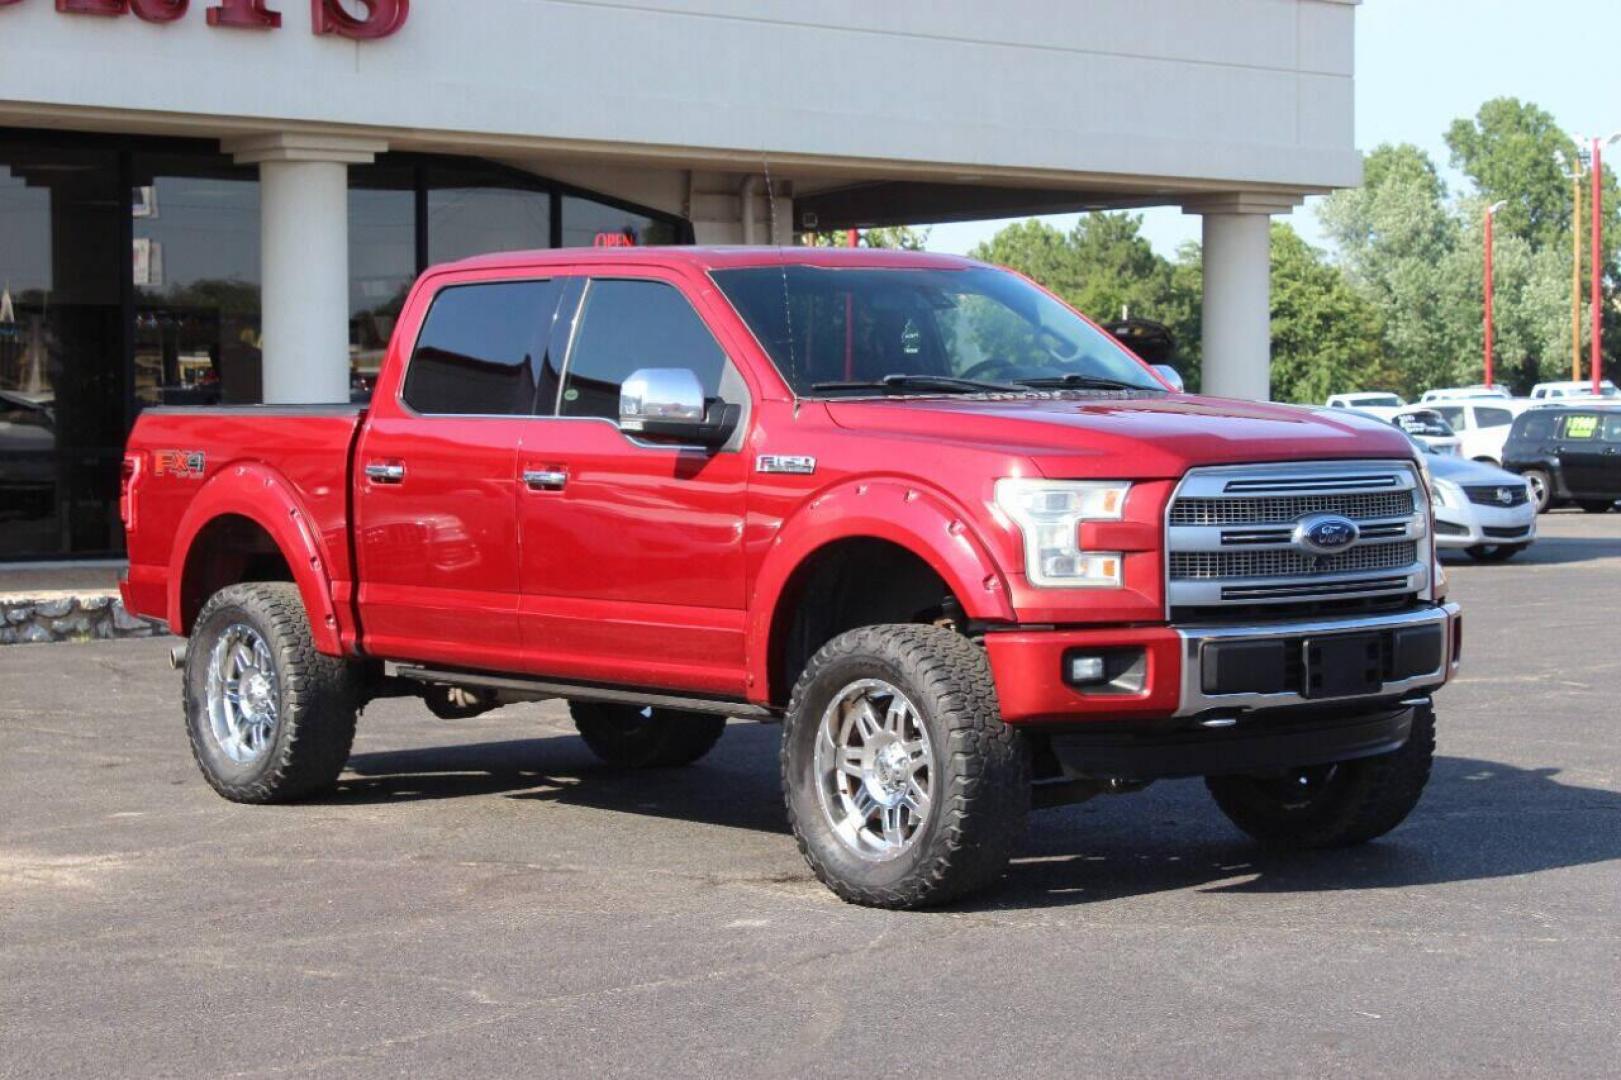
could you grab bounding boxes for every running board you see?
[385,663,778,721]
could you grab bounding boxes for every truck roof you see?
[441,245,981,273]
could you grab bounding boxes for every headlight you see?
[994,478,1130,588]
[1432,478,1464,509]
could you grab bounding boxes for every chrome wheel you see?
[205,623,280,764]
[1525,470,1550,512]
[813,678,934,862]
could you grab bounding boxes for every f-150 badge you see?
[756,454,817,475]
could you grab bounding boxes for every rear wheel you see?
[782,625,1029,909]
[1523,468,1553,513]
[569,702,727,768]
[1465,543,1526,562]
[1205,704,1435,849]
[183,582,359,803]
[1577,499,1615,514]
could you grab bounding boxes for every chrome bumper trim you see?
[1174,602,1460,717]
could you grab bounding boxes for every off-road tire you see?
[183,582,359,804]
[1205,704,1435,849]
[1465,543,1525,562]
[569,702,727,768]
[1577,499,1614,514]
[1523,468,1553,513]
[781,624,1030,909]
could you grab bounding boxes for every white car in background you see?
[1325,391,1406,419]
[1395,400,1527,464]
[1386,408,1462,455]
[1529,379,1619,400]
[1414,438,1537,562]
[1419,385,1512,403]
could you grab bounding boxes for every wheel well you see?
[768,538,962,707]
[179,514,295,635]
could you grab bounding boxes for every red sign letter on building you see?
[311,0,405,39]
[206,0,278,28]
[130,0,188,20]
[56,0,129,15]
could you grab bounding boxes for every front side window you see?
[1475,407,1513,429]
[402,280,561,415]
[1602,415,1621,442]
[558,279,728,421]
[1431,406,1465,429]
[710,265,1162,396]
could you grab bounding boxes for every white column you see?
[1184,194,1301,401]
[223,134,387,404]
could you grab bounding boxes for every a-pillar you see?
[223,134,387,404]
[1183,193,1302,401]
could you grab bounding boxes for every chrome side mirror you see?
[1152,364,1185,392]
[619,368,739,448]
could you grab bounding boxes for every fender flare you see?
[166,462,344,655]
[745,477,1015,702]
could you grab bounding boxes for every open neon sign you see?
[0,0,410,38]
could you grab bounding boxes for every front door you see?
[515,271,752,697]
[355,275,568,671]
[1556,412,1609,497]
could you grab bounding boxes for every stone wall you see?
[0,593,167,645]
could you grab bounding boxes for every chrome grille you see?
[1169,491,1414,526]
[1170,542,1419,580]
[1166,460,1431,616]
[1464,484,1528,508]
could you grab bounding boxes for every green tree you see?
[1268,223,1390,403]
[802,226,930,250]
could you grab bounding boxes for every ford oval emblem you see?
[1293,514,1360,555]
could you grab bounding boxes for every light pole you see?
[1558,147,1585,382]
[1483,201,1507,389]
[1589,133,1620,394]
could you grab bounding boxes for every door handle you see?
[523,468,568,491]
[365,462,406,484]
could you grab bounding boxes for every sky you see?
[925,0,1621,260]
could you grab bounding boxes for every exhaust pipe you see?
[169,644,188,670]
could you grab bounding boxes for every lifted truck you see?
[121,247,1461,908]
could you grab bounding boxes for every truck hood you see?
[824,394,1418,478]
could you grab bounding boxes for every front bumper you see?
[986,602,1461,725]
[1433,502,1536,549]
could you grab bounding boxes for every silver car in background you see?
[1422,444,1537,562]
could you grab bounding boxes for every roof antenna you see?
[763,150,800,413]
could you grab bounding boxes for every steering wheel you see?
[959,357,1025,383]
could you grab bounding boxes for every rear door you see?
[355,274,568,671]
[514,269,753,696]
[1555,412,1608,496]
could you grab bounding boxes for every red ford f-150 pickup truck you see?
[121,246,1460,908]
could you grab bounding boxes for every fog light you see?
[1068,655,1107,685]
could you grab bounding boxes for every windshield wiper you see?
[1014,373,1160,391]
[810,373,1026,395]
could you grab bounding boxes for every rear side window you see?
[558,279,728,421]
[403,281,561,415]
[1603,415,1621,442]
[1475,407,1513,429]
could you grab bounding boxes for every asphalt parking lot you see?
[3,511,1620,1079]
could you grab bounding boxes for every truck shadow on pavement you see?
[339,724,1621,910]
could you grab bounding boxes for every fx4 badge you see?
[154,450,207,479]
[756,454,817,476]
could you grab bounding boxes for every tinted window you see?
[1603,415,1621,442]
[1475,407,1513,429]
[1431,406,1465,428]
[559,280,727,421]
[1560,413,1601,440]
[403,281,561,415]
[1515,413,1555,442]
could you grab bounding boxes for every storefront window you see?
[0,141,125,559]
[561,193,680,248]
[131,154,262,406]
[349,163,417,398]
[427,164,551,264]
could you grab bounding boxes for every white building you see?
[0,0,1359,560]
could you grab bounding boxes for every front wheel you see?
[1205,704,1435,849]
[782,625,1029,909]
[183,582,359,804]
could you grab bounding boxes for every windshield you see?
[710,264,1165,396]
